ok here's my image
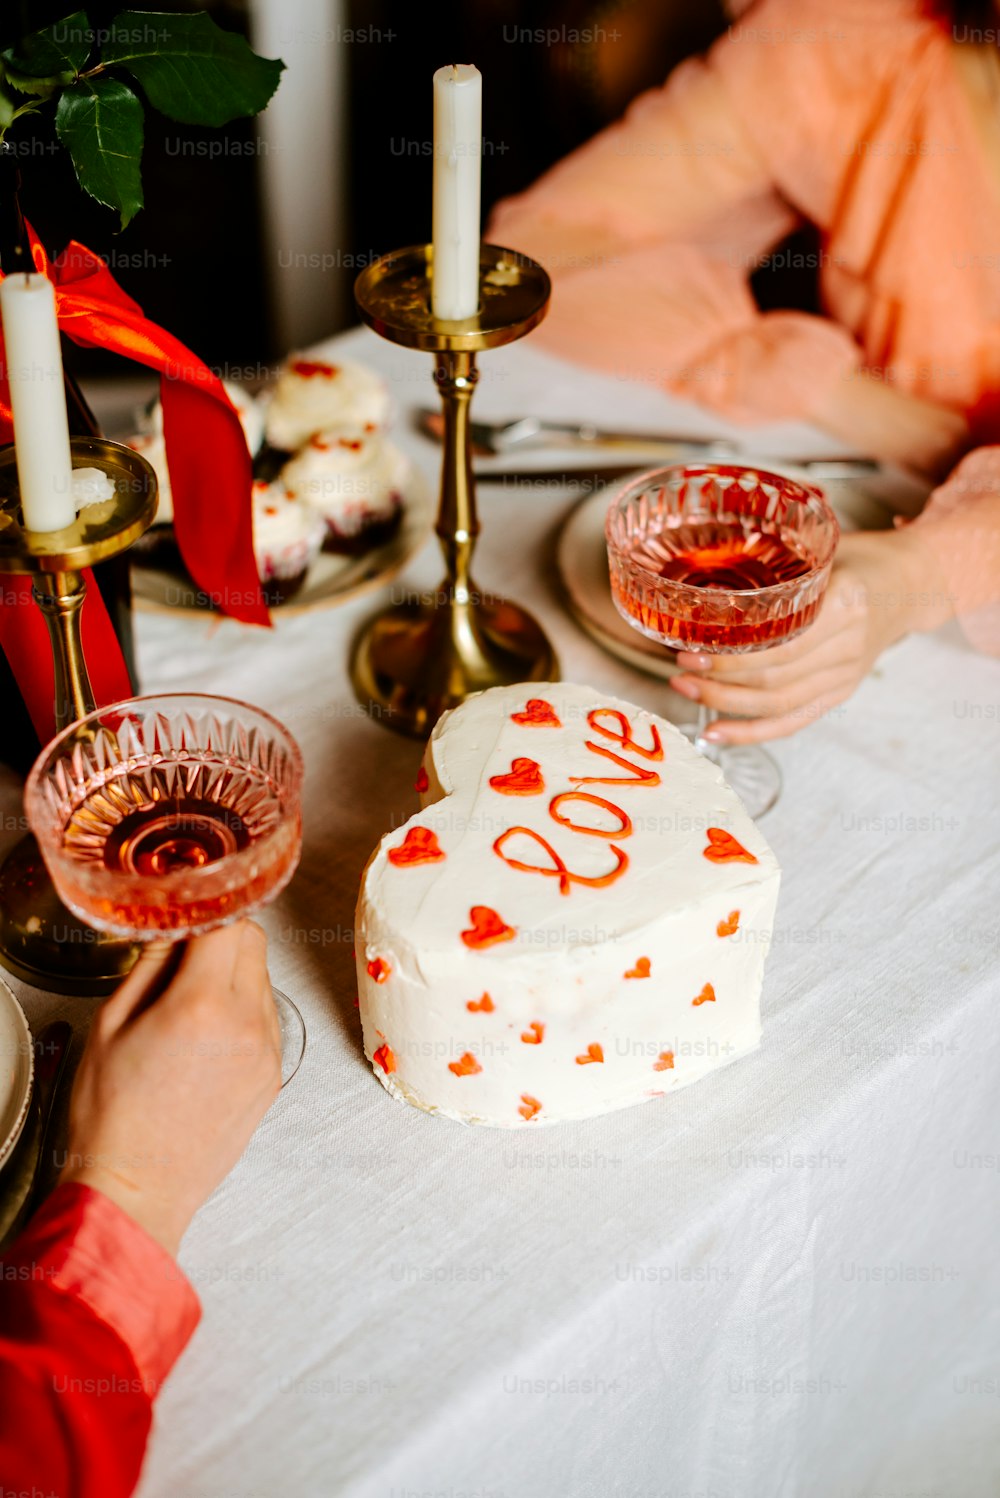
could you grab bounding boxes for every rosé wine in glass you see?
[606,464,839,816]
[25,693,306,1083]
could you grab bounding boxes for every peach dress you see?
[490,0,1000,651]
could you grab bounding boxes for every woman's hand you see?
[58,922,281,1257]
[669,529,951,743]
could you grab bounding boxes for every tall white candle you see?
[0,272,75,532]
[431,63,482,321]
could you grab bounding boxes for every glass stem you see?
[694,703,722,765]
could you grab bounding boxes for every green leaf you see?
[1,63,76,99]
[102,11,283,127]
[55,77,144,229]
[0,81,17,131]
[0,76,43,139]
[2,10,93,78]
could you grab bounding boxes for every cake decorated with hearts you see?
[355,683,780,1127]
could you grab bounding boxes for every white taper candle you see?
[431,64,482,321]
[0,272,75,532]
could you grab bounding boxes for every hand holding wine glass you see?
[668,528,940,744]
[606,464,840,816]
[58,923,281,1258]
[25,693,307,1083]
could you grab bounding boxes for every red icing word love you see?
[625,957,651,979]
[570,710,663,788]
[491,709,663,900]
[704,829,758,865]
[494,825,628,897]
[448,1051,482,1077]
[654,1051,675,1072]
[467,993,495,1013]
[589,708,663,760]
[570,743,660,787]
[414,766,429,793]
[373,1043,396,1074]
[461,906,516,949]
[511,699,562,727]
[519,1094,542,1121]
[521,1021,545,1045]
[388,826,445,867]
[692,983,716,1006]
[717,910,740,937]
[490,757,545,796]
[367,957,391,984]
[576,1043,604,1065]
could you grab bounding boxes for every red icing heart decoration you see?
[414,766,429,793]
[717,910,740,937]
[367,957,391,984]
[704,828,758,865]
[575,1043,604,1065]
[519,1094,542,1121]
[388,826,445,867]
[290,358,338,379]
[373,1043,396,1074]
[448,1051,483,1077]
[625,957,651,979]
[489,757,545,796]
[511,699,562,728]
[654,1050,675,1072]
[467,993,495,1013]
[692,983,716,1006]
[461,906,516,949]
[521,1021,545,1045]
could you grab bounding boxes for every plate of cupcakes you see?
[128,342,433,616]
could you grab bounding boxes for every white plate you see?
[0,977,33,1173]
[556,460,928,680]
[133,448,434,617]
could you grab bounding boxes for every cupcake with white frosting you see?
[252,481,326,605]
[125,439,325,606]
[264,350,390,453]
[280,426,405,552]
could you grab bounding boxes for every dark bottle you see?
[0,144,138,774]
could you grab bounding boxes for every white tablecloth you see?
[3,333,999,1498]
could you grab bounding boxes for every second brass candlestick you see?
[352,243,558,737]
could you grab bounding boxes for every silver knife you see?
[417,409,879,474]
[416,407,741,456]
[476,458,879,486]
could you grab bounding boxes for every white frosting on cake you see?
[356,682,780,1127]
[264,351,390,452]
[280,428,406,536]
[251,481,326,580]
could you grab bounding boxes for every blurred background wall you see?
[1,0,735,373]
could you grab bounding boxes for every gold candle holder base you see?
[0,437,156,994]
[352,243,557,737]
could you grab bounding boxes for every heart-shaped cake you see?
[356,683,780,1126]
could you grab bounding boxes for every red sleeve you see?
[0,1182,201,1498]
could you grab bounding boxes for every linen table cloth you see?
[2,332,997,1498]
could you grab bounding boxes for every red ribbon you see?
[0,224,268,744]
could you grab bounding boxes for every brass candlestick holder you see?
[352,243,558,737]
[0,436,156,994]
